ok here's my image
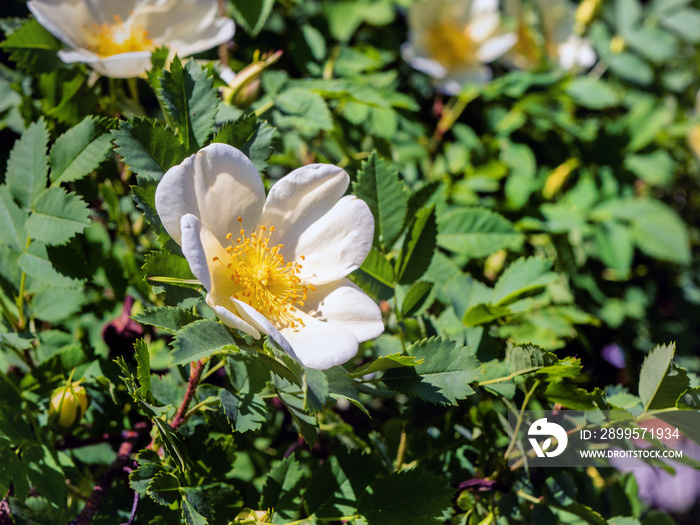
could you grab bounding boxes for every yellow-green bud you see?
[49,382,88,428]
[575,0,600,29]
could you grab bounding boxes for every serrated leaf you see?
[359,248,395,287]
[49,116,113,184]
[133,306,202,332]
[0,19,63,73]
[274,87,333,136]
[181,494,209,525]
[219,388,267,433]
[353,152,408,249]
[276,378,319,446]
[113,117,189,182]
[6,118,49,210]
[382,337,482,405]
[676,387,700,409]
[213,114,276,171]
[566,77,619,109]
[0,185,28,251]
[18,241,83,288]
[437,207,523,258]
[231,0,275,37]
[170,319,237,366]
[148,471,181,506]
[347,353,423,379]
[396,204,436,284]
[260,456,305,520]
[304,368,330,413]
[158,57,218,152]
[26,187,90,246]
[358,468,454,525]
[31,287,85,322]
[509,344,557,374]
[639,343,690,412]
[143,250,196,285]
[492,256,557,306]
[324,367,368,415]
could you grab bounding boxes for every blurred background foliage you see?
[1,0,700,524]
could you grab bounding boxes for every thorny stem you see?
[171,360,205,429]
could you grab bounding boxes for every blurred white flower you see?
[402,0,517,95]
[154,144,384,370]
[506,0,596,71]
[27,0,235,78]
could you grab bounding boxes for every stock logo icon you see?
[528,418,568,458]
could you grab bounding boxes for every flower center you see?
[89,15,154,57]
[425,22,477,69]
[214,218,313,330]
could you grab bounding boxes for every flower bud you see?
[575,0,600,32]
[221,50,283,107]
[49,382,88,428]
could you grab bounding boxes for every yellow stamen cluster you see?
[425,22,477,68]
[88,14,154,57]
[213,219,313,330]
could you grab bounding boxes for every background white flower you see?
[154,144,384,370]
[27,0,235,78]
[505,0,596,71]
[402,0,517,95]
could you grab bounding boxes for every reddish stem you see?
[170,360,205,430]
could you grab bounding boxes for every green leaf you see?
[639,343,690,411]
[26,187,90,246]
[0,185,28,251]
[660,8,700,43]
[382,337,483,405]
[143,250,196,284]
[304,368,330,413]
[133,306,202,332]
[6,118,49,210]
[181,493,209,525]
[170,320,237,366]
[608,52,654,85]
[623,150,674,187]
[274,87,334,137]
[49,116,113,184]
[347,353,423,379]
[212,114,276,171]
[113,117,189,182]
[395,205,436,284]
[19,242,83,288]
[135,339,152,402]
[593,198,690,264]
[219,388,267,433]
[492,257,557,306]
[276,378,319,446]
[304,450,381,518]
[359,248,395,287]
[353,152,408,249]
[437,208,523,258]
[676,387,700,409]
[260,456,305,520]
[148,471,181,506]
[510,344,558,374]
[230,0,275,37]
[358,468,454,525]
[31,287,85,322]
[462,304,511,327]
[594,222,633,277]
[401,281,433,318]
[0,19,63,73]
[566,78,620,109]
[158,57,218,152]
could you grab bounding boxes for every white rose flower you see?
[154,144,384,370]
[505,0,596,71]
[402,0,517,95]
[27,0,235,78]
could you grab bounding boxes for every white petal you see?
[468,12,500,43]
[28,0,96,48]
[402,43,448,79]
[59,49,153,78]
[167,18,235,57]
[155,143,265,246]
[231,299,299,361]
[476,32,517,62]
[435,66,492,94]
[304,279,384,342]
[260,163,349,246]
[280,314,360,370]
[470,0,499,17]
[179,214,239,304]
[211,303,260,338]
[293,196,374,286]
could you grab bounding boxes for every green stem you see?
[15,237,30,330]
[127,77,140,107]
[0,292,19,331]
[504,380,541,461]
[200,358,226,382]
[394,429,408,471]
